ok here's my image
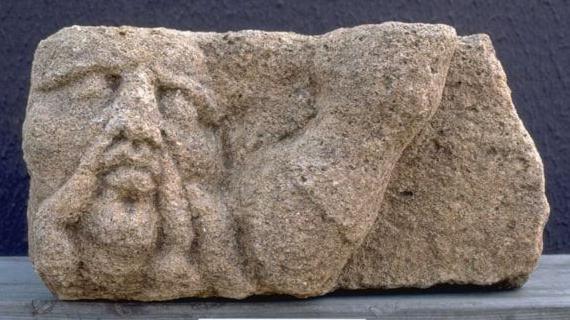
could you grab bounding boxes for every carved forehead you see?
[32,26,206,90]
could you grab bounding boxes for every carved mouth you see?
[104,166,156,195]
[99,139,161,194]
[102,140,158,171]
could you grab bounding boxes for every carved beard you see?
[67,134,244,295]
[85,181,160,254]
[73,143,165,291]
[79,139,162,252]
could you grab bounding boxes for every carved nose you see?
[106,75,163,147]
[107,112,162,147]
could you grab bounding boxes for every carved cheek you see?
[158,88,224,181]
[23,98,105,196]
[24,73,118,191]
[160,121,223,182]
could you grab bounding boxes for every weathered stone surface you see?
[340,34,550,290]
[22,23,548,301]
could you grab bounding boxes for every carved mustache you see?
[98,140,165,195]
[101,140,161,174]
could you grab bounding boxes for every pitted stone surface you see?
[340,35,550,290]
[23,23,549,300]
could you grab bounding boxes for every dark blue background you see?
[1,0,569,255]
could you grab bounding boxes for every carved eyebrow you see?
[36,65,116,91]
[153,68,198,91]
[154,70,223,125]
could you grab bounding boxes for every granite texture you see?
[2,1,569,257]
[22,23,549,300]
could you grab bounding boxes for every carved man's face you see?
[24,29,224,210]
[23,30,228,284]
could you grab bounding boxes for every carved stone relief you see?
[23,23,549,300]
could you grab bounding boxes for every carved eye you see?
[157,85,221,127]
[70,72,121,101]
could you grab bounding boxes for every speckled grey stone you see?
[22,23,549,301]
